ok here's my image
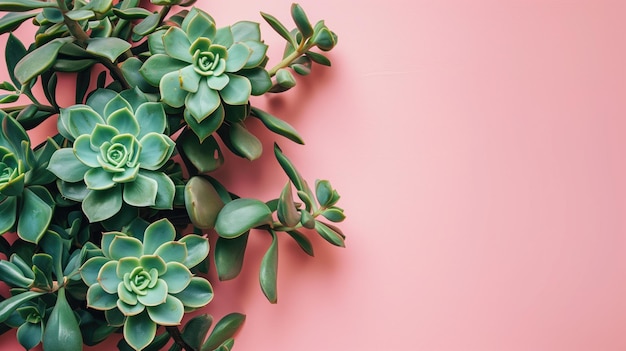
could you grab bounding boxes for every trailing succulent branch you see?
[0,1,344,350]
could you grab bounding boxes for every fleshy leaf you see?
[42,288,83,351]
[251,107,303,144]
[146,295,184,326]
[163,27,192,63]
[86,37,132,62]
[138,133,174,170]
[17,188,53,243]
[179,234,209,269]
[184,176,225,229]
[82,187,123,222]
[124,312,156,351]
[87,284,118,310]
[215,233,249,281]
[109,236,144,260]
[219,74,251,105]
[123,173,158,207]
[173,277,213,308]
[142,219,176,255]
[215,198,272,238]
[160,262,191,293]
[259,231,278,303]
[201,313,246,351]
[47,148,90,182]
[14,37,73,84]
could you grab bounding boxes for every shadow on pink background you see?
[2,0,626,350]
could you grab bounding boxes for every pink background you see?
[2,0,626,350]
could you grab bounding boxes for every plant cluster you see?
[0,0,344,350]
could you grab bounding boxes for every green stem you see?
[271,205,326,232]
[267,41,312,77]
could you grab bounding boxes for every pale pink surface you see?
[2,0,626,350]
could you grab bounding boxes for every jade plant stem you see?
[268,41,313,77]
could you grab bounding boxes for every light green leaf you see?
[140,54,188,86]
[134,103,167,138]
[160,262,191,293]
[184,106,224,142]
[179,234,209,269]
[154,242,186,264]
[137,279,168,307]
[15,37,73,84]
[138,133,174,171]
[172,277,213,308]
[0,260,33,287]
[80,256,109,286]
[215,198,272,238]
[138,170,175,210]
[163,27,192,63]
[142,218,176,255]
[219,74,251,105]
[123,173,158,207]
[87,284,118,310]
[184,9,216,42]
[110,236,143,260]
[133,12,160,36]
[146,295,184,326]
[225,43,251,73]
[186,82,220,122]
[124,312,156,351]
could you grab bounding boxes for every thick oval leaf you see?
[291,3,313,39]
[252,107,303,145]
[277,182,300,227]
[123,312,156,351]
[179,131,224,173]
[215,198,273,238]
[259,231,278,303]
[201,313,246,351]
[314,221,345,247]
[184,176,225,229]
[15,37,73,84]
[228,122,262,161]
[86,37,132,62]
[42,288,83,351]
[215,233,249,281]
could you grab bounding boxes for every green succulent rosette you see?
[47,90,176,222]
[80,219,213,351]
[0,112,57,243]
[140,7,270,139]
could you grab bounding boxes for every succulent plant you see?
[80,218,213,350]
[140,7,270,139]
[47,89,176,223]
[0,112,56,243]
